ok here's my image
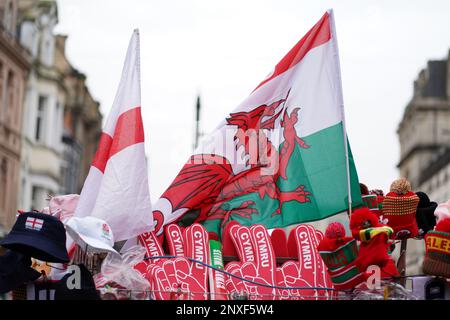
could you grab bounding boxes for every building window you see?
[6,71,14,116]
[31,186,40,211]
[35,95,47,142]
[40,32,54,66]
[61,136,81,194]
[55,101,62,147]
[20,177,26,209]
[0,157,7,211]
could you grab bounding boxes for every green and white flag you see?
[141,9,362,239]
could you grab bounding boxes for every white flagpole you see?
[328,9,353,215]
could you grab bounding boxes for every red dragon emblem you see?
[152,90,312,235]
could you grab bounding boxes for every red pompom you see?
[435,218,450,233]
[350,207,380,239]
[350,207,380,229]
[325,222,346,239]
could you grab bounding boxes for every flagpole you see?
[328,9,353,215]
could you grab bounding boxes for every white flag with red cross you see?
[25,217,44,231]
[74,30,153,241]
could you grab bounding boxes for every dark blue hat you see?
[0,212,69,263]
[0,250,42,294]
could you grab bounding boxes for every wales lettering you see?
[170,229,184,255]
[299,231,313,269]
[255,231,270,268]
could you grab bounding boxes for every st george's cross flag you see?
[139,10,362,240]
[74,30,153,241]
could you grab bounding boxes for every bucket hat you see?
[0,212,69,263]
[65,216,119,256]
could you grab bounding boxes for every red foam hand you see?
[276,260,310,300]
[225,224,278,300]
[232,224,256,262]
[146,263,174,300]
[135,231,172,300]
[182,224,210,300]
[224,261,246,296]
[135,223,333,300]
[135,223,210,300]
[280,224,333,300]
[250,225,277,298]
[165,224,185,256]
[138,231,165,263]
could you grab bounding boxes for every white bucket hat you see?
[65,216,120,256]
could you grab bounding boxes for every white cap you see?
[65,216,120,256]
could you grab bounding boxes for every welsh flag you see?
[146,10,362,239]
[74,30,153,241]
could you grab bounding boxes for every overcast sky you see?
[55,0,450,201]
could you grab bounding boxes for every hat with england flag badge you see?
[0,212,69,263]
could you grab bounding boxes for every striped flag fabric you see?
[74,30,153,241]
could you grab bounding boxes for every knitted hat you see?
[422,218,450,278]
[415,192,437,237]
[318,222,366,291]
[381,178,419,239]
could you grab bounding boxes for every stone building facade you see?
[397,50,450,274]
[0,0,30,234]
[398,51,450,195]
[54,34,102,194]
[17,0,64,211]
[15,0,101,211]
